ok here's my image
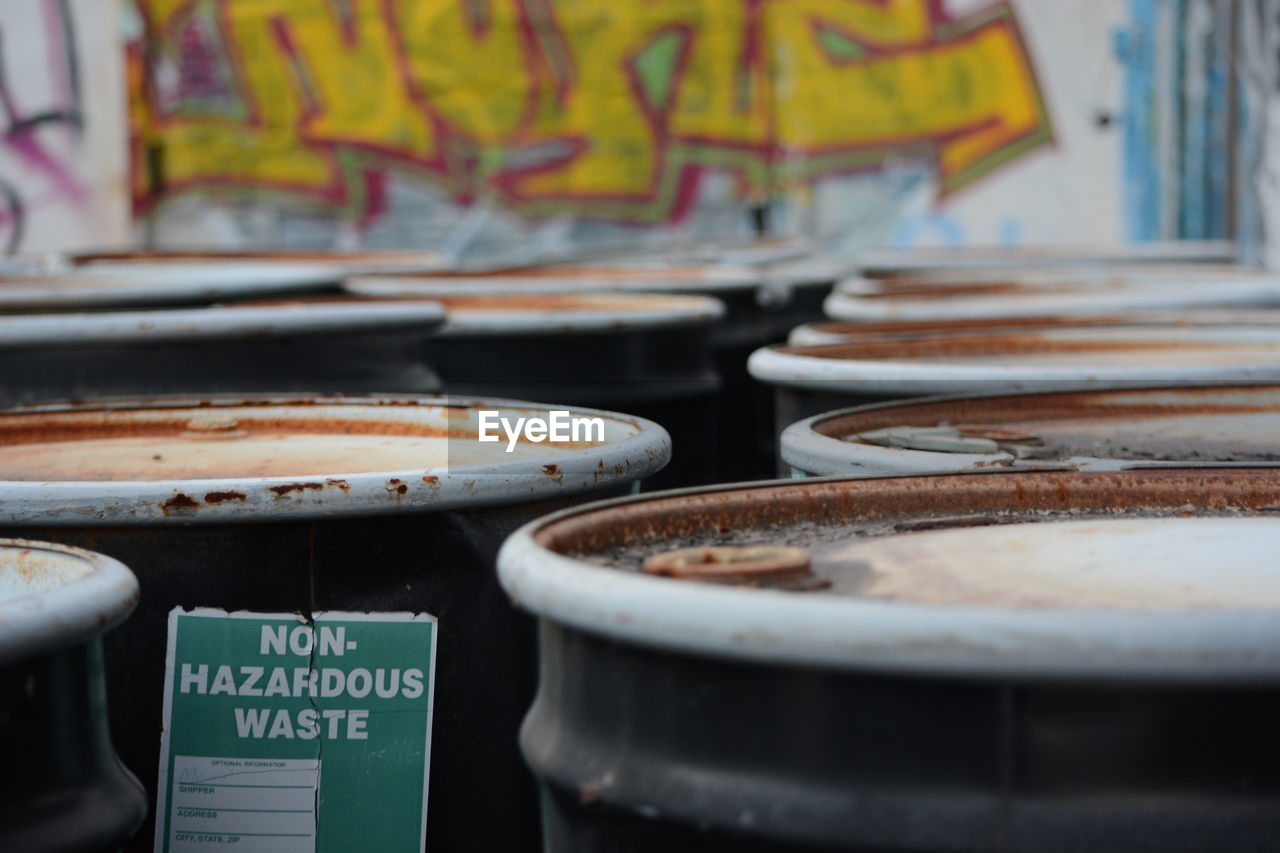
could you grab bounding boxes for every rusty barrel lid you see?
[826,266,1280,322]
[432,291,724,335]
[236,291,724,335]
[345,262,763,298]
[621,247,848,288]
[0,395,670,525]
[0,538,138,665]
[0,262,343,311]
[0,300,446,348]
[855,241,1237,277]
[788,310,1280,346]
[837,263,1261,295]
[749,327,1280,397]
[498,469,1280,682]
[71,249,449,275]
[781,385,1280,477]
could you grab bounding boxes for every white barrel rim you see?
[0,395,672,525]
[498,477,1280,683]
[0,538,138,665]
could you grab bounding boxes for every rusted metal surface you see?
[434,292,718,314]
[0,395,670,523]
[361,263,753,283]
[827,266,1280,322]
[0,538,139,663]
[815,516,1280,609]
[241,290,725,327]
[503,465,1280,676]
[849,263,1254,293]
[809,385,1280,443]
[771,328,1280,364]
[790,311,1280,345]
[500,465,1280,852]
[0,543,93,594]
[753,329,1280,445]
[856,241,1238,277]
[642,545,825,590]
[530,468,1280,561]
[71,249,447,272]
[0,396,669,853]
[779,386,1280,477]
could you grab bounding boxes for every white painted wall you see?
[1239,0,1280,269]
[0,1,127,254]
[797,0,1130,255]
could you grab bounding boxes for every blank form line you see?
[188,783,315,789]
[177,808,312,813]
[175,832,313,838]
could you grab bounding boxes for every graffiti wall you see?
[0,1,127,253]
[130,0,1130,257]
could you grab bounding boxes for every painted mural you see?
[131,0,1052,228]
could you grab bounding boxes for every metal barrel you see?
[749,327,1280,449]
[853,241,1238,277]
[0,538,145,852]
[788,309,1280,346]
[425,291,723,490]
[347,255,843,349]
[780,384,1280,477]
[498,468,1280,852]
[825,265,1280,323]
[70,249,450,275]
[0,301,447,406]
[348,256,842,484]
[0,261,348,312]
[0,395,670,853]
[248,289,725,488]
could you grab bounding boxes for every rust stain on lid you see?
[0,544,95,599]
[643,545,827,590]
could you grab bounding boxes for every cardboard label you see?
[156,609,437,852]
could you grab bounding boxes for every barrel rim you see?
[0,538,138,665]
[0,300,447,348]
[71,248,449,275]
[779,383,1280,477]
[497,469,1280,682]
[788,310,1280,346]
[854,240,1237,275]
[747,329,1280,394]
[344,263,764,297]
[0,262,344,310]
[0,394,672,525]
[825,273,1280,322]
[435,292,725,336]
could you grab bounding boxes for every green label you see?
[156,609,436,853]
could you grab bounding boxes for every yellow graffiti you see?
[132,0,1051,222]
